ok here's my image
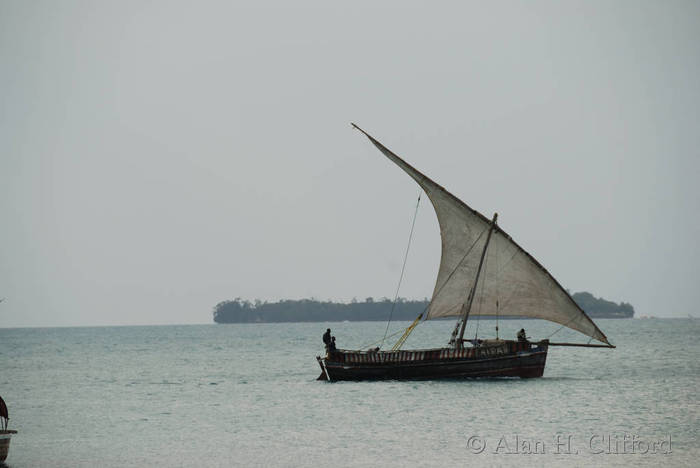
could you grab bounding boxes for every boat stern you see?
[316,355,331,381]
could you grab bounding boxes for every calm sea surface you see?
[0,318,698,467]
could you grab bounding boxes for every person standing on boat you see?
[323,328,331,350]
[517,328,527,342]
[330,336,337,352]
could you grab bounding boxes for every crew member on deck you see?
[330,336,337,352]
[323,328,331,350]
[517,328,527,342]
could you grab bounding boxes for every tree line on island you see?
[212,291,634,323]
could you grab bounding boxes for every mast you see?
[455,212,498,348]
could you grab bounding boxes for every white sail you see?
[353,124,610,345]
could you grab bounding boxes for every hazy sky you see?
[1,1,699,327]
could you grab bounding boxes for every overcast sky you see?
[1,1,698,327]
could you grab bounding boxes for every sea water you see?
[0,318,698,467]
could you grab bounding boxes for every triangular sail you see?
[353,124,610,345]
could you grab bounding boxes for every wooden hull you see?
[317,340,548,381]
[0,431,16,462]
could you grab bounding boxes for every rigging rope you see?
[392,313,423,350]
[380,194,421,349]
[359,328,406,350]
[545,316,579,339]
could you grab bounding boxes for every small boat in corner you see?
[0,395,17,463]
[316,124,614,381]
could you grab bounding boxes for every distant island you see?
[212,291,634,323]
